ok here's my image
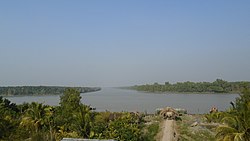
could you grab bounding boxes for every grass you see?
[142,115,161,141]
[143,123,159,141]
[176,114,216,141]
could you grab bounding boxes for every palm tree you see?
[20,103,44,132]
[216,114,250,141]
[72,104,92,138]
[216,88,250,141]
[19,102,56,141]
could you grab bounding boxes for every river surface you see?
[5,87,238,114]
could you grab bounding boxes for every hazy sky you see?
[0,1,250,87]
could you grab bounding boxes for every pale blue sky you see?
[0,0,250,87]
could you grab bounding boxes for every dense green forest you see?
[0,88,149,141]
[131,79,250,93]
[0,86,101,96]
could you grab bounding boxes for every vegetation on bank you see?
[0,88,150,141]
[176,87,250,141]
[0,86,101,96]
[177,114,216,141]
[131,79,250,93]
[204,88,250,140]
[142,115,161,141]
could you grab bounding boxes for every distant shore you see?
[128,79,249,94]
[0,86,101,96]
[129,89,240,95]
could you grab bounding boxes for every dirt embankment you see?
[161,120,178,141]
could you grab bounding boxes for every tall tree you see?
[56,88,93,138]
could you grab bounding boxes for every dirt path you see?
[161,120,178,141]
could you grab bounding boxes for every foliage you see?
[141,122,159,141]
[204,112,227,123]
[203,88,250,140]
[131,79,250,93]
[54,88,94,139]
[177,115,216,141]
[216,88,250,141]
[19,102,56,141]
[91,112,143,141]
[0,97,20,140]
[0,86,101,96]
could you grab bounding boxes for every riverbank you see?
[129,79,249,94]
[127,89,240,95]
[0,86,101,96]
[142,113,217,141]
[176,114,216,141]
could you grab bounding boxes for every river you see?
[5,87,238,114]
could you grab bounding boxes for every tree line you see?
[131,79,250,93]
[0,86,101,96]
